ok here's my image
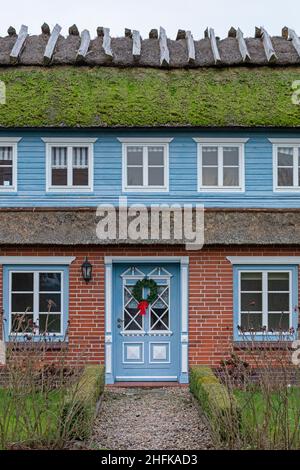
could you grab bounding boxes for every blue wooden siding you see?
[1,129,300,208]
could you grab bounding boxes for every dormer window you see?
[194,138,247,192]
[0,138,20,192]
[43,138,96,192]
[118,138,172,192]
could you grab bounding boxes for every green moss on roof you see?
[0,66,300,127]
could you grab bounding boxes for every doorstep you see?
[106,381,189,388]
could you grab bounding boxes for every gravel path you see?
[91,387,213,450]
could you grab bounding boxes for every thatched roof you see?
[1,25,300,127]
[1,25,300,67]
[0,208,299,246]
[1,66,300,127]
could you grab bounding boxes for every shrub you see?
[61,365,105,441]
[217,339,300,450]
[190,365,240,447]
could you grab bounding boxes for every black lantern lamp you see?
[81,257,92,282]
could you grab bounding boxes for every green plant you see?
[190,366,240,447]
[0,67,300,128]
[217,337,300,449]
[132,278,158,304]
[0,306,105,449]
[61,365,105,441]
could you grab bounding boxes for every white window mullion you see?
[143,146,148,187]
[67,146,72,187]
[218,147,223,187]
[163,145,167,188]
[289,271,292,328]
[238,145,242,188]
[293,147,298,188]
[275,146,278,188]
[33,271,39,334]
[199,145,203,188]
[262,271,268,329]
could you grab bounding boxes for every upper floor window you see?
[0,138,20,191]
[194,138,248,192]
[118,138,172,192]
[271,141,300,191]
[42,138,96,192]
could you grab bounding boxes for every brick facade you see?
[1,245,299,368]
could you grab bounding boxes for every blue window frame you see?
[3,265,69,341]
[233,265,298,341]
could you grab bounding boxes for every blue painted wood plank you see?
[0,130,299,208]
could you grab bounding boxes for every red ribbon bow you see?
[138,300,149,316]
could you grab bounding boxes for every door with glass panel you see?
[113,264,180,381]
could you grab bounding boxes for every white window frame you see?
[194,138,248,192]
[42,138,96,192]
[238,269,292,334]
[9,269,64,336]
[0,137,21,192]
[118,138,172,192]
[270,139,300,192]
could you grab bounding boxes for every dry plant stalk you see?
[215,334,300,450]
[0,301,93,450]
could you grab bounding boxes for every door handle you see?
[117,318,124,323]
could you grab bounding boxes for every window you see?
[0,139,19,191]
[236,268,297,338]
[119,139,171,192]
[194,138,247,191]
[43,138,96,192]
[273,145,300,190]
[8,269,66,336]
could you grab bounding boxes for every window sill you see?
[274,188,300,192]
[123,188,169,193]
[198,187,244,193]
[46,188,93,193]
[6,341,68,352]
[233,341,294,350]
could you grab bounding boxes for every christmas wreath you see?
[132,278,158,315]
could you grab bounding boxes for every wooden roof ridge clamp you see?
[10,24,28,64]
[186,30,195,64]
[284,27,300,57]
[256,26,278,62]
[102,27,113,59]
[132,30,141,60]
[236,27,251,62]
[44,23,62,65]
[206,27,221,64]
[159,26,170,66]
[76,29,91,61]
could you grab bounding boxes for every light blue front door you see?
[113,263,180,382]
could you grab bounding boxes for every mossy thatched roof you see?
[0,66,300,127]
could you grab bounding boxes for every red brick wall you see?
[0,245,299,367]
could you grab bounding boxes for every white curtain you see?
[0,146,12,161]
[73,147,88,168]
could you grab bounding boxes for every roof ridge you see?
[0,25,300,67]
